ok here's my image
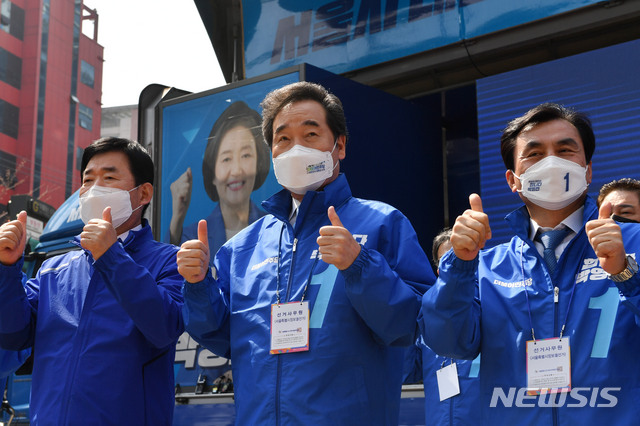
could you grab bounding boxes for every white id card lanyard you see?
[520,242,576,394]
[270,301,310,354]
[436,360,461,401]
[526,337,571,394]
[270,227,320,355]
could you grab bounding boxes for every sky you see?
[82,0,228,107]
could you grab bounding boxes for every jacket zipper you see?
[276,236,298,425]
[552,286,559,426]
[285,238,298,301]
[61,258,98,424]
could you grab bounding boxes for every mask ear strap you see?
[330,138,340,171]
[330,137,339,154]
[508,169,522,193]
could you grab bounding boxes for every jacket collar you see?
[505,196,598,243]
[262,174,352,224]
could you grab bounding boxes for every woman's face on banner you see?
[213,125,258,208]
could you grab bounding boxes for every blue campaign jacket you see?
[404,339,481,426]
[0,347,30,378]
[0,223,184,425]
[420,197,640,425]
[0,347,31,398]
[183,174,435,425]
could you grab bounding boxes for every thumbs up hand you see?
[80,206,118,260]
[0,211,28,265]
[177,219,210,283]
[451,193,492,261]
[586,201,627,275]
[317,206,361,270]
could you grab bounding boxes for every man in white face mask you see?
[0,137,184,425]
[177,82,435,425]
[421,103,640,425]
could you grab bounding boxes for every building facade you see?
[0,0,102,215]
[101,104,137,141]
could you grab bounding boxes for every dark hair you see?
[80,137,154,216]
[500,103,595,171]
[597,178,640,208]
[431,227,452,266]
[260,81,348,147]
[202,101,271,202]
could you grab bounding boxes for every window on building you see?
[9,2,23,39]
[0,150,17,189]
[1,0,25,40]
[76,146,83,171]
[101,113,120,128]
[0,99,19,139]
[78,104,93,130]
[0,48,22,88]
[0,0,10,32]
[80,60,94,88]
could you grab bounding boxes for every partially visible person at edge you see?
[404,228,481,425]
[420,103,640,424]
[177,82,435,425]
[0,137,184,425]
[0,260,31,406]
[597,177,640,223]
[168,101,271,257]
[0,347,30,405]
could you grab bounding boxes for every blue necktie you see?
[536,228,570,274]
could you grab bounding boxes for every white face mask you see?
[79,185,141,229]
[272,141,338,195]
[514,156,588,210]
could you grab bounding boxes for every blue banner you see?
[244,0,601,78]
[159,73,297,244]
[476,39,640,246]
[160,72,298,392]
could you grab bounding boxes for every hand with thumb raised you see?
[103,206,113,223]
[451,193,492,261]
[177,219,211,283]
[328,205,344,227]
[169,167,193,245]
[0,211,28,265]
[317,206,361,270]
[80,206,118,260]
[598,201,612,220]
[586,201,626,275]
[469,193,483,213]
[197,219,209,249]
